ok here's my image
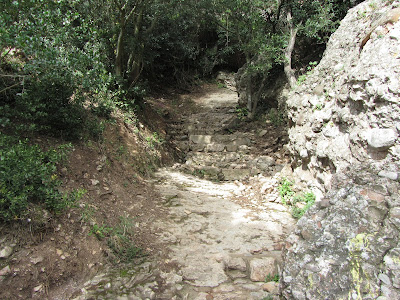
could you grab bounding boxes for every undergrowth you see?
[88,216,144,263]
[278,178,315,219]
[0,133,85,222]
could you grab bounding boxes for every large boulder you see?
[286,0,400,192]
[281,167,400,299]
[281,0,400,299]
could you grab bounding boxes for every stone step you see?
[188,134,252,152]
[179,153,284,181]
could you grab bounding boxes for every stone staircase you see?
[168,100,287,182]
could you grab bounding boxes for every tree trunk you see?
[248,72,269,119]
[115,12,126,78]
[283,11,298,88]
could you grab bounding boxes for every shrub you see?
[0,133,82,221]
[15,74,85,139]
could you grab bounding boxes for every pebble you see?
[91,179,100,186]
[31,256,44,265]
[33,285,43,292]
[378,273,391,286]
[0,246,13,259]
[378,170,398,181]
[0,265,11,276]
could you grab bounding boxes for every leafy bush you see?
[236,106,249,120]
[16,74,85,139]
[0,134,82,221]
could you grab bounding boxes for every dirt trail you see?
[75,85,294,300]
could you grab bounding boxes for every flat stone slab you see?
[222,168,251,181]
[190,135,212,144]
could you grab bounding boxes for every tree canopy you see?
[0,0,361,136]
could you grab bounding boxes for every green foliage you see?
[297,61,318,85]
[313,103,323,111]
[291,192,316,219]
[89,216,143,262]
[145,132,164,149]
[236,106,249,120]
[89,223,113,240]
[265,273,280,283]
[107,216,143,263]
[278,178,315,219]
[192,169,206,178]
[278,178,295,205]
[0,0,113,139]
[0,134,83,222]
[267,108,286,127]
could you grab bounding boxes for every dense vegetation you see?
[0,0,360,222]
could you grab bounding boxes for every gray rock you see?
[258,130,268,137]
[0,265,11,276]
[224,256,247,272]
[256,156,275,170]
[0,246,13,259]
[190,135,212,144]
[249,257,276,282]
[206,143,225,152]
[379,273,391,286]
[367,128,397,150]
[379,170,398,181]
[222,168,251,181]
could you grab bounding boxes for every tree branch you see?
[0,82,22,94]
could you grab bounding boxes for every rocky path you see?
[75,85,295,300]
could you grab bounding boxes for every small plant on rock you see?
[278,178,315,219]
[278,178,295,205]
[265,273,280,283]
[297,61,318,85]
[291,192,316,219]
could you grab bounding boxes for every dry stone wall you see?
[282,1,400,299]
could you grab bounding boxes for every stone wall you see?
[281,1,400,299]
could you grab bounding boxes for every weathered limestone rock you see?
[250,257,276,282]
[0,246,13,259]
[281,1,400,299]
[206,143,225,152]
[224,256,247,272]
[367,128,397,150]
[281,167,400,300]
[263,282,279,294]
[286,0,400,192]
[190,135,212,144]
[222,169,251,181]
